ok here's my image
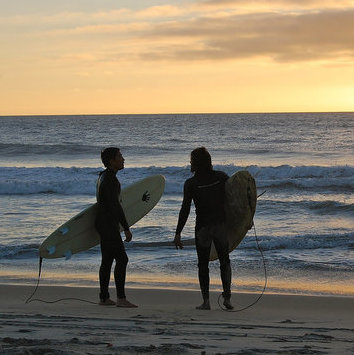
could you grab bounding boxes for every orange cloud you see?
[137,9,354,62]
[201,0,352,8]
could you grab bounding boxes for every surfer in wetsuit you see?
[95,147,137,308]
[174,147,233,310]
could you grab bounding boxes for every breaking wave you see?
[0,164,353,195]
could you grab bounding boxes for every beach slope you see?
[0,285,353,354]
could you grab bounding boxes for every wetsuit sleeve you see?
[114,196,130,231]
[100,176,130,231]
[220,171,229,181]
[175,180,193,234]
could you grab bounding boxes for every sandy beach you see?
[0,284,353,354]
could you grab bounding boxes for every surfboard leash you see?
[217,223,268,312]
[257,190,266,198]
[25,256,97,305]
[25,256,43,304]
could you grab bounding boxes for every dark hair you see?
[101,147,120,168]
[191,147,212,173]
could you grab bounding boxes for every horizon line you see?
[1,110,354,118]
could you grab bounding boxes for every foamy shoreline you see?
[1,284,353,354]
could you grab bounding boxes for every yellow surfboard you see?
[40,175,165,259]
[209,170,257,261]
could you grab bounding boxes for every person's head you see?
[190,147,212,173]
[101,147,124,172]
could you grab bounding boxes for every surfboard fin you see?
[47,246,56,255]
[64,250,72,260]
[59,226,69,235]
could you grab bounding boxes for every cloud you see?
[0,8,132,29]
[201,0,351,8]
[2,2,353,65]
[135,5,186,18]
[137,9,354,62]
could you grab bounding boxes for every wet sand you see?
[0,284,353,354]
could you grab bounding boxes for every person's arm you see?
[220,171,229,183]
[101,176,130,235]
[173,232,183,250]
[114,180,133,242]
[174,180,192,249]
[123,229,133,242]
[113,187,132,241]
[114,196,130,232]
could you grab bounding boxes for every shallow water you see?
[0,113,353,296]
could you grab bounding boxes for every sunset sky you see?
[1,0,353,115]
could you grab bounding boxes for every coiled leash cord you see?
[25,257,97,305]
[217,223,267,312]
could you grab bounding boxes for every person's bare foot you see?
[99,298,116,306]
[223,297,234,310]
[196,299,210,310]
[116,298,138,308]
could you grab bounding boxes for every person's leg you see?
[112,236,138,308]
[195,226,213,309]
[213,223,233,309]
[99,240,115,304]
[113,238,128,299]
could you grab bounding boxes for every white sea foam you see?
[0,164,352,195]
[0,113,353,295]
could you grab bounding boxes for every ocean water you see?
[0,113,353,298]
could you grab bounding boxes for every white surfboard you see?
[209,170,257,261]
[40,175,165,259]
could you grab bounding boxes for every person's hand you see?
[173,233,183,249]
[124,229,132,242]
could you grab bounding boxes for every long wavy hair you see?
[190,147,212,173]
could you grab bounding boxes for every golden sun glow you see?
[1,1,353,115]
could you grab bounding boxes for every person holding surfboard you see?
[174,147,233,310]
[95,147,137,308]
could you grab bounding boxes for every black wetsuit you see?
[95,168,129,301]
[176,170,232,299]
